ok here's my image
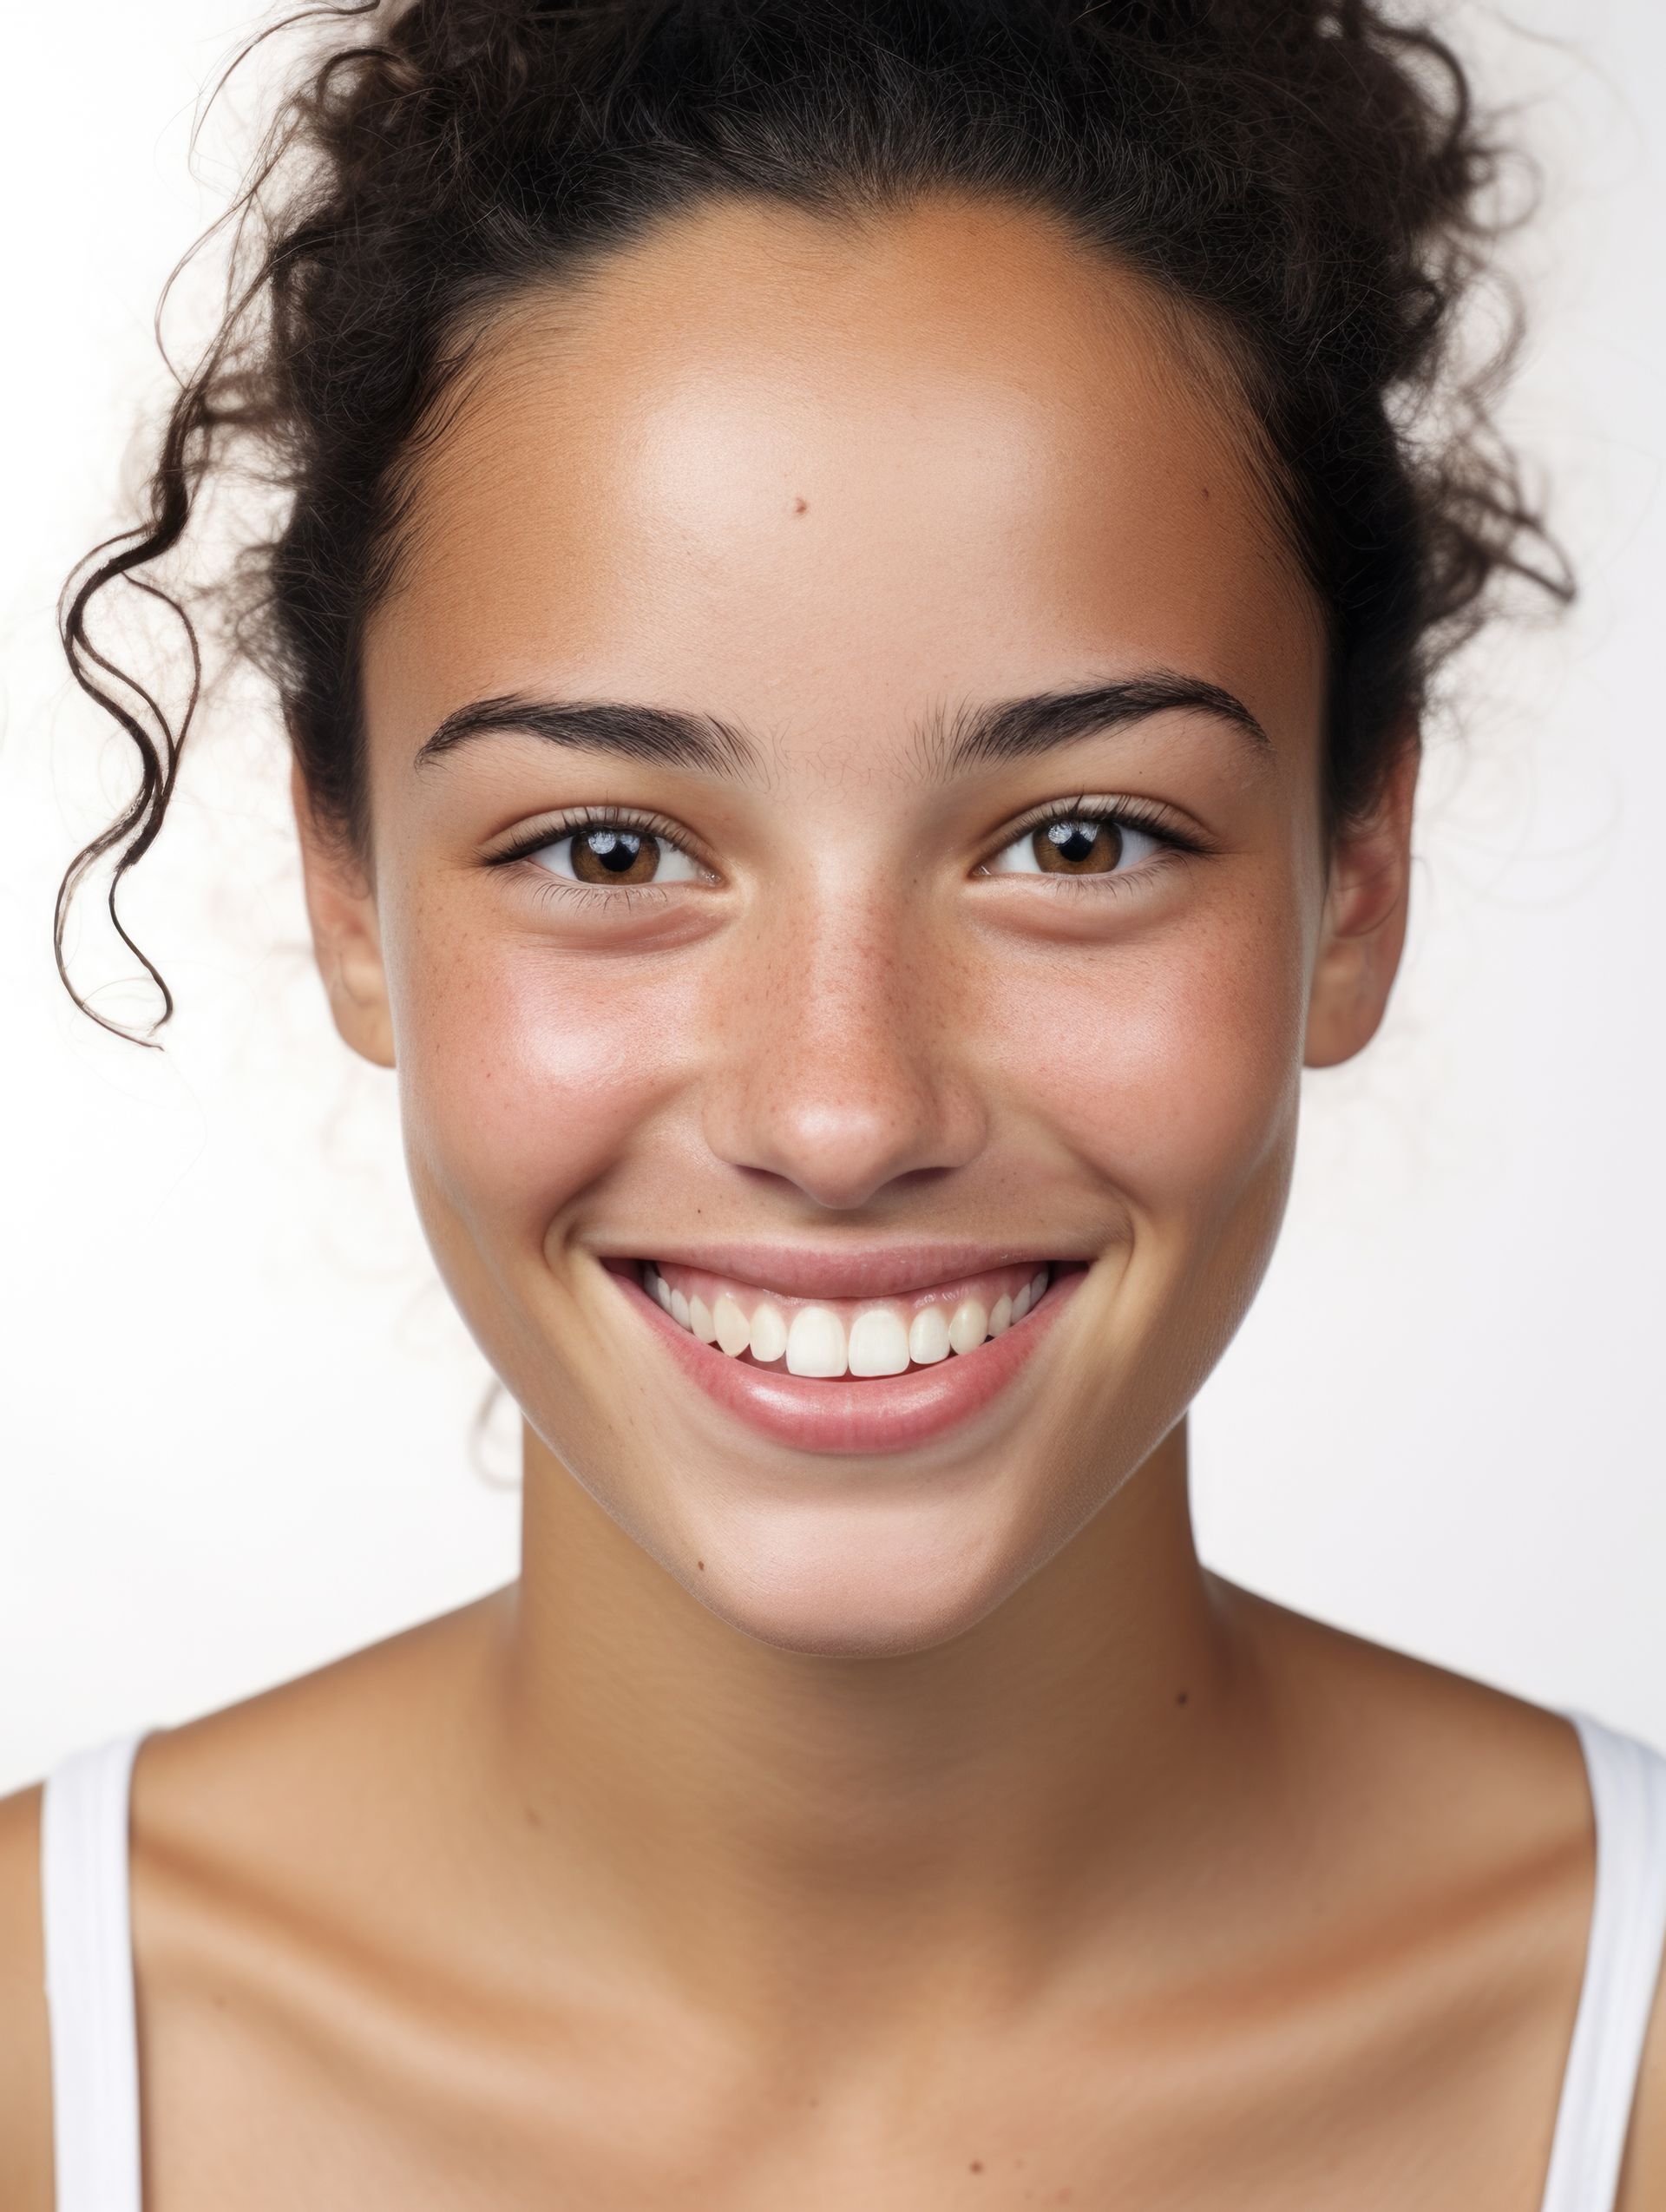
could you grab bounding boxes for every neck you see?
[476,1418,1272,2043]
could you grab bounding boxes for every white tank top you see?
[37,1708,1666,2210]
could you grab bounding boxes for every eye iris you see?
[572,828,657,883]
[1034,817,1119,874]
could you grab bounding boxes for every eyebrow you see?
[412,669,1271,780]
[415,695,758,777]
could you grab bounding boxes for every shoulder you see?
[0,1779,54,2212]
[1226,1578,1597,1857]
[121,1598,510,2176]
[125,1591,508,2002]
[127,1590,506,1878]
[1223,1588,1596,2085]
[0,1595,502,2212]
[1231,1581,1666,2200]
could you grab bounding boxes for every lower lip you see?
[613,1265,1084,1455]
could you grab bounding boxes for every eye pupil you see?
[1035,817,1119,873]
[574,828,656,883]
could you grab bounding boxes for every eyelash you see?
[483,795,1209,903]
[484,805,709,908]
[974,794,1209,883]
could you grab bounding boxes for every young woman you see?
[3,1,1662,2205]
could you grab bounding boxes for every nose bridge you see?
[702,879,985,1209]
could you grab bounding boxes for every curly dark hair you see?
[57,0,1571,1040]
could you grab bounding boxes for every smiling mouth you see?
[611,1250,1088,1454]
[637,1258,1061,1378]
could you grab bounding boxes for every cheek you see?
[383,904,688,1242]
[987,891,1309,1218]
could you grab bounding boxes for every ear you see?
[1303,729,1420,1069]
[291,758,396,1068]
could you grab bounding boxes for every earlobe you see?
[290,758,397,1069]
[1302,733,1420,1071]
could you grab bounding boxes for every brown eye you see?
[523,821,704,887]
[570,828,660,883]
[1032,817,1120,874]
[986,808,1164,881]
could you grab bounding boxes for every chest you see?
[130,1962,1582,2212]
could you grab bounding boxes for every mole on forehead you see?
[376,204,1316,754]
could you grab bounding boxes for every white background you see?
[2,3,1661,1794]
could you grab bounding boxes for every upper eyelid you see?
[997,792,1179,829]
[486,804,709,869]
[979,794,1204,861]
[485,793,1202,876]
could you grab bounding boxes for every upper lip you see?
[600,1242,1082,1301]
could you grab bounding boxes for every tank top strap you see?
[40,1732,148,2212]
[1538,1710,1666,2212]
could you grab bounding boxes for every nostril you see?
[701,1040,988,1212]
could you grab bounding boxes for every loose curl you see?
[57,0,1572,1040]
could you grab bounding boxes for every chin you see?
[675,1493,1041,1658]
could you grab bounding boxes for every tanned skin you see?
[3,196,1660,2209]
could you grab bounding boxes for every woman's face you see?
[308,194,1412,1655]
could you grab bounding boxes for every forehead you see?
[365,194,1323,771]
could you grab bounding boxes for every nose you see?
[700,894,987,1211]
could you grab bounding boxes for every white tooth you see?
[689,1295,718,1345]
[1011,1283,1031,1322]
[988,1294,1013,1337]
[785,1305,848,1378]
[908,1305,952,1366]
[948,1299,987,1355]
[749,1300,788,1364]
[670,1288,692,1330]
[1032,1268,1049,1305]
[848,1308,910,1377]
[653,1270,672,1311]
[713,1294,751,1356]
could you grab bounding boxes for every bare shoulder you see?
[129,1587,508,1852]
[119,1593,515,2188]
[1267,1590,1666,2209]
[126,1589,510,2007]
[0,1780,54,2212]
[1217,1579,1612,2194]
[0,1595,505,2212]
[1223,1576,1597,1858]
